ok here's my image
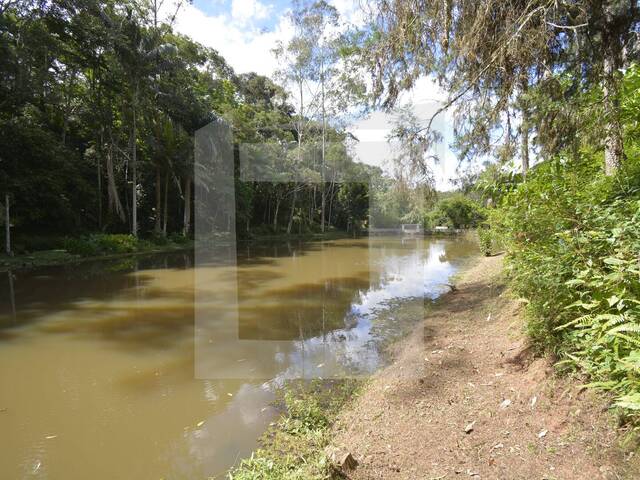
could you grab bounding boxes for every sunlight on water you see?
[0,236,476,479]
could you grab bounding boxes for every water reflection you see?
[195,237,472,380]
[0,236,477,480]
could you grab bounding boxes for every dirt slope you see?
[330,255,640,480]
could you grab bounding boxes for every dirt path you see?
[330,255,640,480]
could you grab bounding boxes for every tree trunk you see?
[328,182,334,227]
[183,176,192,236]
[520,73,530,177]
[162,174,169,236]
[603,44,624,175]
[97,129,103,230]
[4,194,11,256]
[273,197,280,232]
[131,85,138,236]
[7,270,16,320]
[287,187,297,235]
[155,168,162,234]
[320,54,326,233]
[106,135,125,222]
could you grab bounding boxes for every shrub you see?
[491,153,640,415]
[427,195,486,229]
[64,234,138,256]
[149,233,169,246]
[13,235,67,253]
[477,228,492,256]
[168,232,190,244]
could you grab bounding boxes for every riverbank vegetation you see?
[489,145,640,419]
[228,380,360,480]
[3,0,640,474]
[357,0,640,425]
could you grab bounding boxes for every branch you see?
[418,3,551,136]
[545,21,588,30]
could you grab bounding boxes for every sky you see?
[167,0,461,190]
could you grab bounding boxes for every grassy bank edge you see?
[1,230,476,273]
[0,240,194,272]
[226,379,363,480]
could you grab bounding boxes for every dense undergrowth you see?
[228,380,360,480]
[63,233,190,256]
[490,154,640,418]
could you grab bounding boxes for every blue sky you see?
[192,0,291,29]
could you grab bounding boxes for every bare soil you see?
[330,255,640,479]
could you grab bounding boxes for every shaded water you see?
[0,236,477,479]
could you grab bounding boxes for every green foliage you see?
[168,232,190,244]
[228,380,360,480]
[477,228,493,256]
[336,182,369,233]
[0,0,376,243]
[426,195,486,229]
[64,234,138,256]
[491,152,640,417]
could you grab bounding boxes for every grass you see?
[227,379,361,480]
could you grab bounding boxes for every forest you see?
[0,0,387,255]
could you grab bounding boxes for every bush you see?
[64,234,139,256]
[13,235,67,253]
[477,228,492,256]
[491,153,640,415]
[168,232,190,244]
[149,233,169,246]
[426,195,486,229]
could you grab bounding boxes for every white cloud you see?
[231,0,271,24]
[164,0,367,76]
[162,0,290,76]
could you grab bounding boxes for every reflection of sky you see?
[268,240,458,379]
[354,241,452,318]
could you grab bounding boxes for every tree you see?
[363,0,640,175]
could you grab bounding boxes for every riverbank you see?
[328,254,640,479]
[228,379,362,479]
[0,239,193,272]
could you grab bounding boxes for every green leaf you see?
[615,393,640,411]
[604,257,626,266]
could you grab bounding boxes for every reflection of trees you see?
[437,237,479,263]
[0,251,196,331]
[238,275,370,341]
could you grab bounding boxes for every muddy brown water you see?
[0,236,477,479]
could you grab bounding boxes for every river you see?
[0,235,477,479]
